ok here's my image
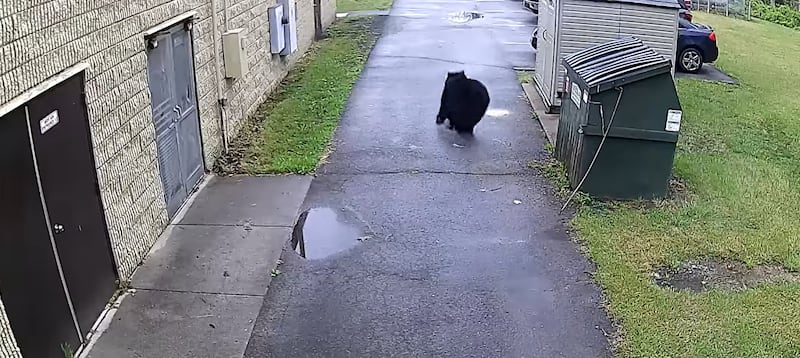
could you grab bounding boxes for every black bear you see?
[436,70,490,135]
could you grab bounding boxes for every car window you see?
[678,18,697,29]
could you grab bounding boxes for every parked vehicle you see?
[676,18,719,73]
[530,4,716,73]
[679,7,693,21]
[678,0,694,21]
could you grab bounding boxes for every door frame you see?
[67,70,121,282]
[26,69,121,341]
[144,17,208,219]
[314,0,324,39]
[1,62,120,281]
[180,19,208,185]
[543,0,558,98]
[0,64,120,356]
[177,18,207,172]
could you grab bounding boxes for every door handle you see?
[53,223,65,234]
[172,106,179,123]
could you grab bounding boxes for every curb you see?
[521,82,559,147]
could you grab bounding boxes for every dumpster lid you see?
[563,37,672,88]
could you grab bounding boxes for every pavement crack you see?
[132,287,264,298]
[367,54,509,69]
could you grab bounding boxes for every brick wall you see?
[322,0,338,32]
[0,297,21,358]
[0,0,334,355]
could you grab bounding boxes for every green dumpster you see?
[554,37,683,200]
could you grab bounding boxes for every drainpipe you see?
[210,0,229,153]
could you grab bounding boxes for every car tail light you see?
[685,0,692,9]
[709,32,716,41]
[685,12,693,21]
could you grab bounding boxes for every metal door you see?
[0,107,81,358]
[26,72,119,339]
[147,22,204,219]
[536,0,558,101]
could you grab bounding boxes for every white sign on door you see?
[40,110,60,134]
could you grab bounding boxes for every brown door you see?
[26,73,119,336]
[0,107,81,357]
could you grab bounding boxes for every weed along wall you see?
[0,0,334,356]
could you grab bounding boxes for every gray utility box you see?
[555,37,683,200]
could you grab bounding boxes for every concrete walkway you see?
[85,175,311,358]
[244,0,612,357]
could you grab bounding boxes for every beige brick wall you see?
[0,0,332,354]
[322,0,338,30]
[0,297,21,358]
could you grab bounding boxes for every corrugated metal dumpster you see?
[554,37,683,200]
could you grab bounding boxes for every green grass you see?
[516,70,534,84]
[61,343,74,358]
[570,13,800,357]
[337,0,393,12]
[215,17,380,174]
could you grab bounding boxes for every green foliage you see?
[570,13,800,357]
[214,17,381,174]
[751,0,800,29]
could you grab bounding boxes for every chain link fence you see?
[692,0,800,28]
[692,0,753,19]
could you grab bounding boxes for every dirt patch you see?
[652,258,800,292]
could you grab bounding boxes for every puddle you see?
[652,258,800,292]
[291,207,369,260]
[486,108,510,118]
[447,11,484,23]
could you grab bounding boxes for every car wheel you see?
[679,47,703,73]
[531,29,538,49]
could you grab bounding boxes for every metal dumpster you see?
[554,37,683,200]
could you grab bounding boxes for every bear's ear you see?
[447,70,465,78]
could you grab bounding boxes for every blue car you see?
[677,18,719,73]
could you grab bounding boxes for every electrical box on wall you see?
[268,4,286,54]
[222,28,248,79]
[280,0,298,56]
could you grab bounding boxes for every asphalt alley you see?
[243,1,612,356]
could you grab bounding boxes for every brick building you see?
[0,0,335,356]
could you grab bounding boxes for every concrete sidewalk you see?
[85,175,311,358]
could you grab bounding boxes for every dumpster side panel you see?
[555,74,580,162]
[556,72,591,190]
[579,135,676,199]
[590,73,682,132]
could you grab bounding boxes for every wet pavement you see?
[87,175,312,358]
[244,0,611,357]
[290,207,370,260]
[675,64,737,84]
